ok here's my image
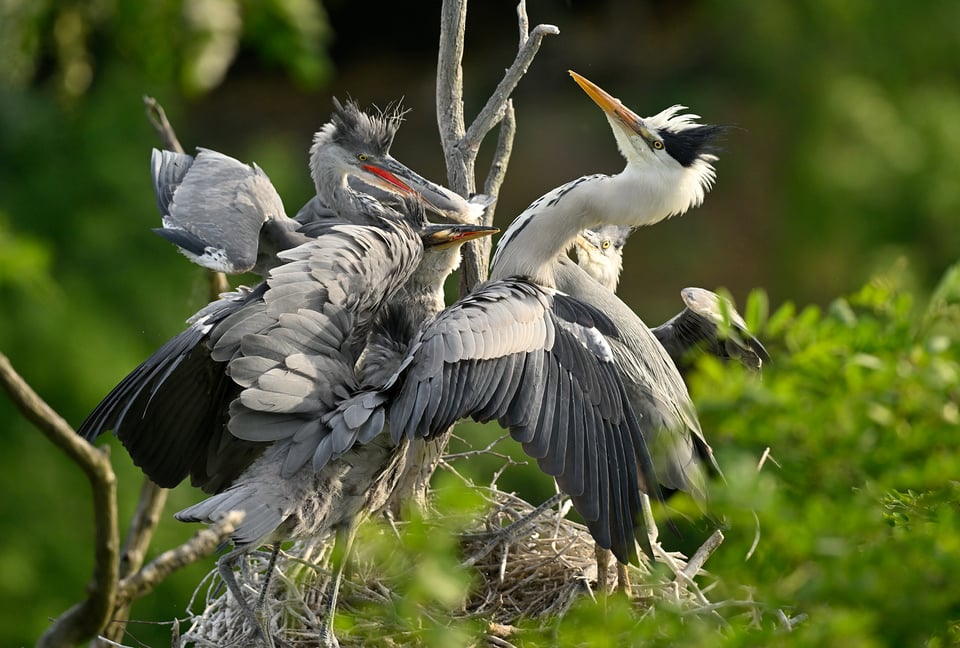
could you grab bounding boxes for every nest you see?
[178,468,728,648]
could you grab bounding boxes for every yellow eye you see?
[652,140,664,150]
[358,153,368,161]
[601,240,611,250]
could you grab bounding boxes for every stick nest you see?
[179,477,726,647]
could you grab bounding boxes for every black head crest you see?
[329,98,407,156]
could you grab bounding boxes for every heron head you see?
[310,98,482,223]
[574,225,631,292]
[569,71,725,216]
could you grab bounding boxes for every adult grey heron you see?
[320,71,726,566]
[151,98,482,276]
[574,225,770,373]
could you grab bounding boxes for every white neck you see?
[491,165,688,287]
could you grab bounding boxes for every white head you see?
[490,73,724,286]
[569,71,723,223]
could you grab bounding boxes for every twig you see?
[681,529,724,581]
[0,352,119,647]
[745,511,761,561]
[757,446,781,470]
[97,479,169,646]
[461,21,558,154]
[116,511,244,606]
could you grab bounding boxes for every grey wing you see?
[329,279,660,564]
[654,287,770,372]
[76,285,268,490]
[151,148,288,274]
[224,223,424,479]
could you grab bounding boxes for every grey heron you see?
[82,185,496,645]
[151,98,483,276]
[574,225,770,373]
[321,71,726,566]
[572,224,767,592]
[78,98,488,487]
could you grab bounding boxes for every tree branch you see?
[96,479,168,646]
[436,0,471,196]
[438,1,556,294]
[0,352,119,648]
[115,511,243,607]
[462,22,558,153]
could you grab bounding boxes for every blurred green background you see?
[2,1,960,646]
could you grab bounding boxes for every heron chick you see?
[574,224,770,373]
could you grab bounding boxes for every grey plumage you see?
[573,225,770,373]
[325,71,727,565]
[151,98,482,276]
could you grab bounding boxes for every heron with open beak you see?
[151,98,484,276]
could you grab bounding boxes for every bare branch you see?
[482,100,516,214]
[0,352,120,647]
[96,479,169,646]
[681,529,725,581]
[144,96,185,154]
[462,22,558,152]
[115,510,243,606]
[516,0,530,42]
[436,0,470,194]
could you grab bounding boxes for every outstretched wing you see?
[151,148,288,273]
[224,220,424,479]
[76,285,268,490]
[329,278,661,563]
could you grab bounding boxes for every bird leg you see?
[594,545,610,594]
[593,544,632,596]
[616,561,632,596]
[319,524,359,648]
[217,548,277,648]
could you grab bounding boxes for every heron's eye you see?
[358,154,368,161]
[601,240,611,250]
[652,140,664,150]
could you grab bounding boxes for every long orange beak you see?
[568,70,652,139]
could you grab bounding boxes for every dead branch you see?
[437,0,557,292]
[0,352,119,647]
[96,479,168,646]
[115,511,243,607]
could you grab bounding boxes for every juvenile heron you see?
[323,71,726,565]
[78,99,488,487]
[574,225,770,373]
[151,98,482,275]
[177,213,498,646]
